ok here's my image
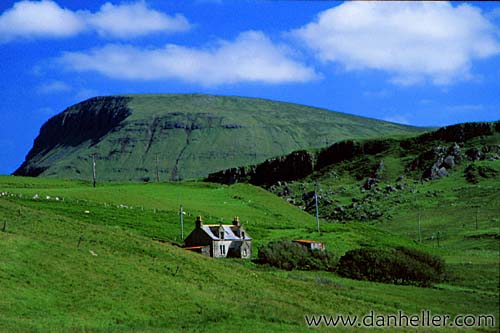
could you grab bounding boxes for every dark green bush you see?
[465,164,498,184]
[337,247,445,287]
[465,164,479,184]
[257,241,336,271]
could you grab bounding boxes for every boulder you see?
[363,177,378,190]
[437,167,449,178]
[278,185,292,197]
[385,185,396,193]
[427,158,449,180]
[465,147,483,161]
[448,143,462,163]
[301,191,315,202]
[396,183,406,190]
[443,155,455,168]
[375,160,385,178]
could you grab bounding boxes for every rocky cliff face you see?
[206,150,315,185]
[15,96,131,177]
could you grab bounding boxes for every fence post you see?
[77,235,84,248]
[180,205,184,240]
[92,154,97,188]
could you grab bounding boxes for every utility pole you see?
[418,208,422,243]
[92,154,96,188]
[314,183,320,233]
[156,153,160,183]
[179,205,184,240]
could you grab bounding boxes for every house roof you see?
[200,224,252,241]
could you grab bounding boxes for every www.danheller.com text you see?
[305,310,496,328]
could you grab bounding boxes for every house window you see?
[243,248,247,257]
[242,232,245,239]
[219,244,226,255]
[220,231,224,240]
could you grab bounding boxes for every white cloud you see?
[0,0,190,42]
[292,2,500,85]
[37,80,71,94]
[0,0,85,42]
[58,31,318,86]
[86,1,190,38]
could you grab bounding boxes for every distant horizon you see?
[1,1,499,174]
[27,91,500,129]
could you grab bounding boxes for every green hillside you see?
[14,94,425,182]
[0,174,498,332]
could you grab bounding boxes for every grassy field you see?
[0,175,498,332]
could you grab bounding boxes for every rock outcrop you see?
[15,96,132,177]
[206,150,314,186]
[209,121,499,186]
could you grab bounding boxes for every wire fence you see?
[391,206,499,247]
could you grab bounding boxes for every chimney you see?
[232,216,240,227]
[196,215,203,228]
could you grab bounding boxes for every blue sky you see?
[0,1,499,174]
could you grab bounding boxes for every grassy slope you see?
[273,135,500,298]
[0,176,498,332]
[32,94,426,182]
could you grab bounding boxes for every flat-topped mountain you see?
[14,94,426,182]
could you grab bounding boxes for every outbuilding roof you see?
[294,239,323,244]
[184,246,206,250]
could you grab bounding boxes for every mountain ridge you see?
[14,94,427,182]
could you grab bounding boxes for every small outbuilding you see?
[293,239,325,251]
[184,216,252,259]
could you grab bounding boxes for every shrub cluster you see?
[257,241,336,271]
[464,164,498,184]
[337,246,445,287]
